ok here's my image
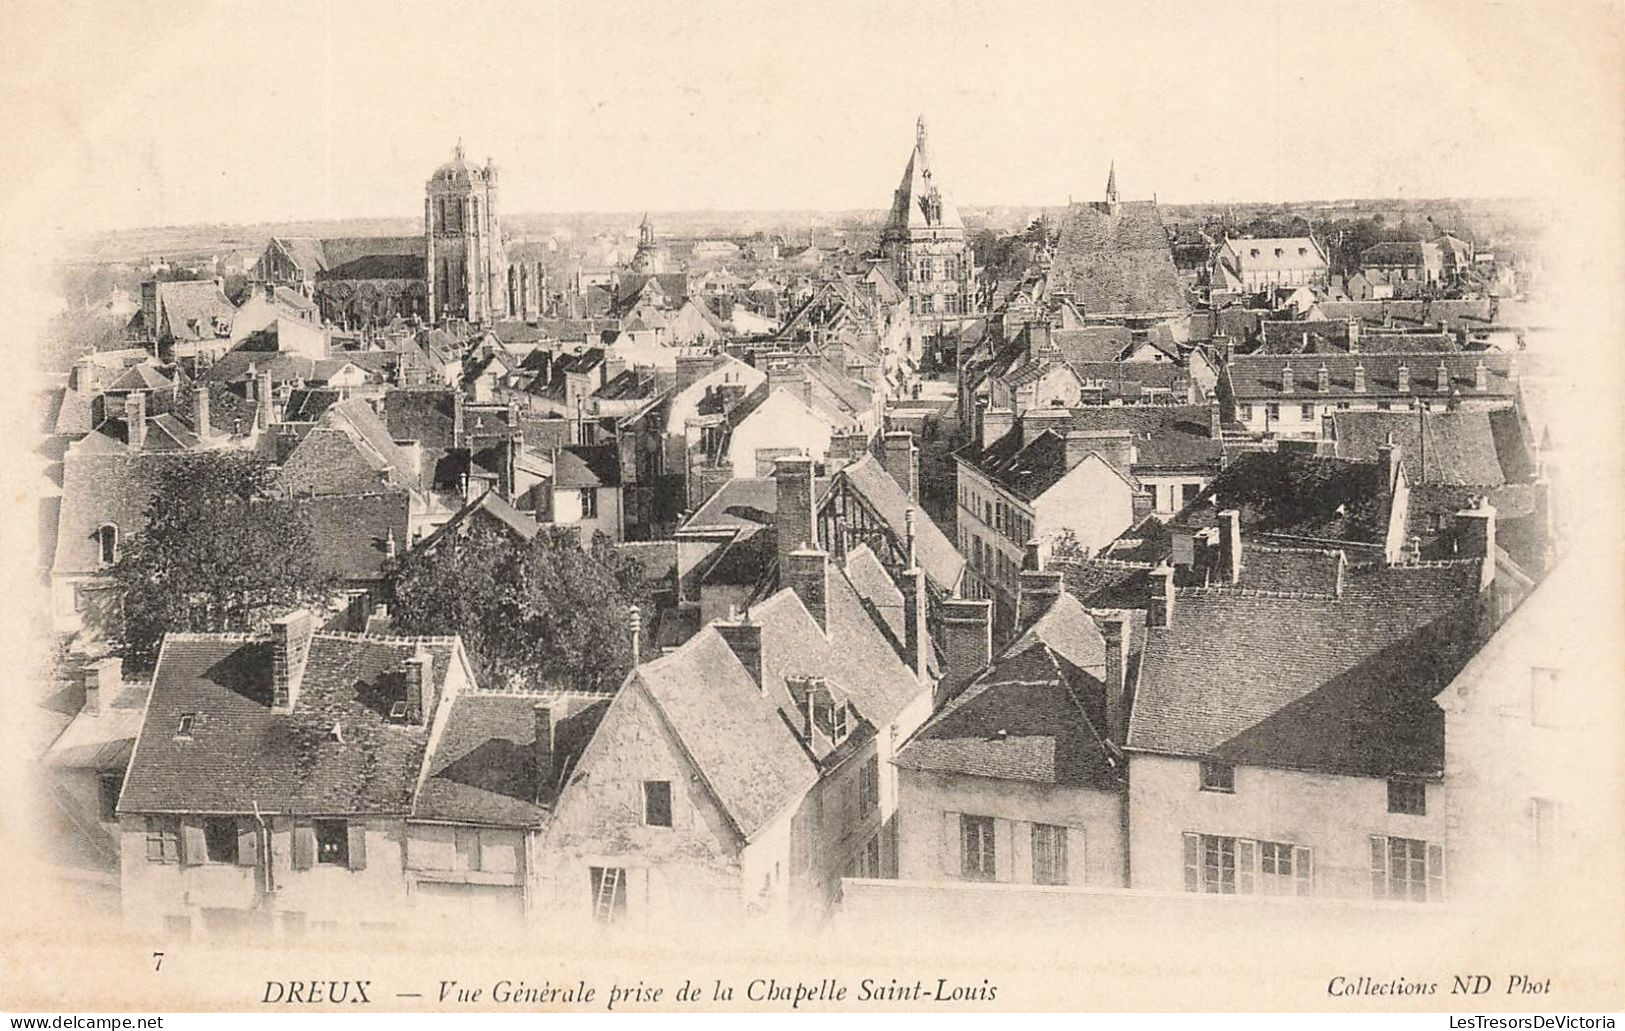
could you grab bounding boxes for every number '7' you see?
[153,952,164,972]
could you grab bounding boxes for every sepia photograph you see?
[1,0,1622,1018]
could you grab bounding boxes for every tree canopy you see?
[111,452,337,670]
[388,523,654,693]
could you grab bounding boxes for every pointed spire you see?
[454,138,465,163]
[916,113,928,149]
[1105,161,1118,204]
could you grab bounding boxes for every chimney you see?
[1017,567,1064,630]
[1147,562,1175,628]
[72,355,95,392]
[902,566,931,684]
[675,352,713,393]
[1345,317,1361,351]
[256,370,274,429]
[404,646,435,725]
[784,543,829,631]
[1377,435,1402,494]
[904,506,918,565]
[1474,360,1489,392]
[773,454,817,582]
[881,430,920,502]
[1353,362,1367,393]
[1101,615,1131,744]
[716,613,763,689]
[124,391,147,452]
[1317,364,1330,393]
[83,657,122,716]
[1381,299,1393,328]
[1065,430,1136,473]
[192,385,211,440]
[980,406,1014,449]
[1437,361,1450,393]
[1280,363,1294,395]
[1455,495,1498,591]
[269,610,316,710]
[939,598,992,699]
[627,605,642,666]
[767,362,812,409]
[1171,526,1196,568]
[1131,490,1154,525]
[1396,363,1410,393]
[1218,509,1243,584]
[532,705,555,798]
[452,391,467,446]
[1208,401,1222,440]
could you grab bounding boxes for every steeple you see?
[454,138,465,163]
[1105,161,1118,204]
[916,114,928,150]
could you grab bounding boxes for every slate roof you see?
[1048,199,1186,316]
[895,594,1118,790]
[413,691,610,826]
[1254,320,1455,355]
[1313,300,1496,333]
[1225,353,1518,399]
[554,443,621,489]
[1128,560,1488,777]
[119,632,459,815]
[318,254,426,281]
[835,455,964,591]
[1056,558,1155,609]
[152,281,237,342]
[53,449,192,576]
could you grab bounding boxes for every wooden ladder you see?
[594,868,621,924]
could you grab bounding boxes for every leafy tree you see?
[111,453,337,671]
[388,524,654,692]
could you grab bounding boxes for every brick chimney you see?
[784,543,829,631]
[1280,363,1295,395]
[256,371,274,429]
[192,385,211,440]
[1377,435,1402,494]
[1218,509,1243,584]
[902,566,931,684]
[1208,401,1222,440]
[767,361,812,409]
[1455,495,1498,591]
[83,657,122,716]
[124,391,147,453]
[1317,364,1330,393]
[1100,615,1131,744]
[532,704,555,799]
[404,646,435,725]
[716,612,763,689]
[1436,361,1450,393]
[979,406,1014,449]
[1396,363,1410,393]
[674,352,713,394]
[1353,362,1366,393]
[773,454,817,583]
[1017,568,1063,630]
[1064,429,1136,473]
[939,597,992,700]
[1474,360,1489,392]
[269,609,316,710]
[1147,562,1175,628]
[881,430,920,502]
[1345,317,1361,352]
[1381,299,1393,328]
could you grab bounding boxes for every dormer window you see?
[97,524,119,567]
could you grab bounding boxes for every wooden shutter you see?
[180,819,206,866]
[347,822,368,871]
[1237,838,1257,894]
[1009,821,1031,885]
[1369,835,1388,900]
[1183,832,1200,892]
[942,811,960,877]
[1425,843,1446,902]
[292,824,316,870]
[992,819,1013,883]
[1065,827,1086,887]
[237,821,258,867]
[1293,846,1313,896]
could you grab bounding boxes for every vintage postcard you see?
[2,0,1621,1016]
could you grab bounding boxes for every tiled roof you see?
[42,681,150,772]
[153,281,236,342]
[835,455,964,591]
[1331,410,1507,486]
[1175,450,1389,543]
[119,632,459,815]
[303,491,411,581]
[53,449,192,576]
[1225,352,1517,399]
[413,691,610,826]
[1048,199,1186,316]
[1056,558,1154,609]
[554,443,620,489]
[1128,560,1488,777]
[1254,320,1454,355]
[1312,300,1496,333]
[318,254,425,281]
[896,594,1118,789]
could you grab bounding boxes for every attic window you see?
[389,700,409,722]
[1274,248,1284,258]
[97,524,120,567]
[1249,248,1260,258]
[1298,247,1308,256]
[175,714,196,739]
[1199,761,1235,793]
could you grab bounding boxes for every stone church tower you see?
[879,115,976,320]
[425,142,508,324]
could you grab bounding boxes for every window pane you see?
[314,820,349,866]
[643,781,673,827]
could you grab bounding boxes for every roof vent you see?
[329,722,345,744]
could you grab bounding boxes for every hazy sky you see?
[1,0,1620,232]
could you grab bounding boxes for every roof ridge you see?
[1247,544,1346,558]
[1054,557,1155,570]
[1346,558,1482,571]
[164,631,265,642]
[1174,585,1340,601]
[316,630,460,645]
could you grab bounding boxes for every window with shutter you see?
[1236,838,1256,894]
[1293,846,1314,896]
[960,815,995,881]
[145,817,181,864]
[181,820,207,866]
[236,823,258,867]
[1031,824,1068,885]
[1369,835,1388,899]
[1183,832,1200,892]
[1425,843,1445,902]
